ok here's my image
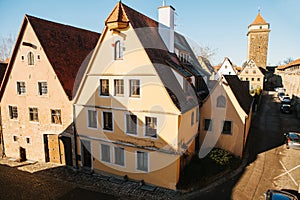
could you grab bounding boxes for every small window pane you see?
[29,107,39,122]
[100,79,109,96]
[114,79,124,96]
[130,80,140,97]
[114,146,125,166]
[137,151,148,172]
[103,112,113,131]
[17,82,26,95]
[51,109,62,124]
[204,119,212,131]
[27,52,34,65]
[222,121,232,134]
[9,106,18,119]
[126,114,137,135]
[145,117,157,138]
[38,82,48,95]
[101,144,111,163]
[87,110,97,128]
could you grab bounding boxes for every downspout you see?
[73,104,79,169]
[0,108,5,158]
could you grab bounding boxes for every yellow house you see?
[199,75,253,158]
[239,59,264,91]
[73,2,207,190]
[0,15,99,164]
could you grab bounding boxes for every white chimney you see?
[158,5,175,53]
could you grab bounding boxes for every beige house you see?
[239,59,264,91]
[0,15,99,164]
[74,2,208,190]
[0,61,8,156]
[199,75,253,158]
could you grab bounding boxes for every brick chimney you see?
[158,5,175,53]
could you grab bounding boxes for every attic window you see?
[217,95,226,108]
[27,52,34,65]
[179,51,189,63]
[21,56,24,61]
[114,40,123,60]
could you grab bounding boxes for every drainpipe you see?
[73,104,79,169]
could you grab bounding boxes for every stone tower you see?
[247,12,270,69]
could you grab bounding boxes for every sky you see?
[0,0,299,66]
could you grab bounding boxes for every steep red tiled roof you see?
[109,3,200,112]
[26,15,100,100]
[250,13,268,26]
[224,75,253,114]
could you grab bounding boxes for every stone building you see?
[247,12,270,69]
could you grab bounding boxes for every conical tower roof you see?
[105,1,129,30]
[249,13,269,26]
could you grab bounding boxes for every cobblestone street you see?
[0,158,180,200]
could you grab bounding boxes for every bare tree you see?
[0,34,15,62]
[277,57,294,66]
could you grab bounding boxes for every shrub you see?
[209,148,233,166]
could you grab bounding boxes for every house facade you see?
[0,15,99,164]
[199,75,253,158]
[239,59,264,91]
[215,57,237,80]
[0,61,8,157]
[74,2,207,190]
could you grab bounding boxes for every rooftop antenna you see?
[163,0,166,6]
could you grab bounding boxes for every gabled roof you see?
[109,3,201,112]
[249,13,269,26]
[0,15,100,101]
[224,75,253,114]
[277,58,300,70]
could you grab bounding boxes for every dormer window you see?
[27,52,34,65]
[179,51,189,63]
[114,40,123,60]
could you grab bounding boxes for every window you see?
[196,108,199,122]
[13,136,18,142]
[257,78,260,81]
[217,95,226,108]
[191,112,195,126]
[27,52,34,65]
[17,81,26,95]
[100,144,111,163]
[26,137,31,144]
[129,79,140,97]
[38,82,48,95]
[87,110,97,129]
[51,109,62,125]
[114,79,124,96]
[251,78,255,81]
[103,111,113,131]
[222,121,232,134]
[240,77,243,81]
[136,151,148,172]
[29,107,39,122]
[253,70,256,74]
[179,51,189,63]
[245,70,249,74]
[8,106,18,119]
[204,119,212,131]
[246,78,249,81]
[114,146,125,166]
[145,117,157,138]
[114,40,123,60]
[126,114,137,135]
[100,79,109,96]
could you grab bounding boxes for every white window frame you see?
[102,111,114,132]
[29,107,39,123]
[100,143,111,164]
[114,79,124,96]
[136,150,149,172]
[129,79,140,98]
[113,146,125,167]
[8,105,18,120]
[114,40,123,60]
[51,109,62,125]
[86,109,98,129]
[38,81,48,96]
[17,81,26,95]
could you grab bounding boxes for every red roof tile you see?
[250,13,268,26]
[26,15,100,100]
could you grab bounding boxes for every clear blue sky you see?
[0,0,299,66]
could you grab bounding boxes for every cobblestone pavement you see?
[0,157,181,200]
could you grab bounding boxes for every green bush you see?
[209,148,233,166]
